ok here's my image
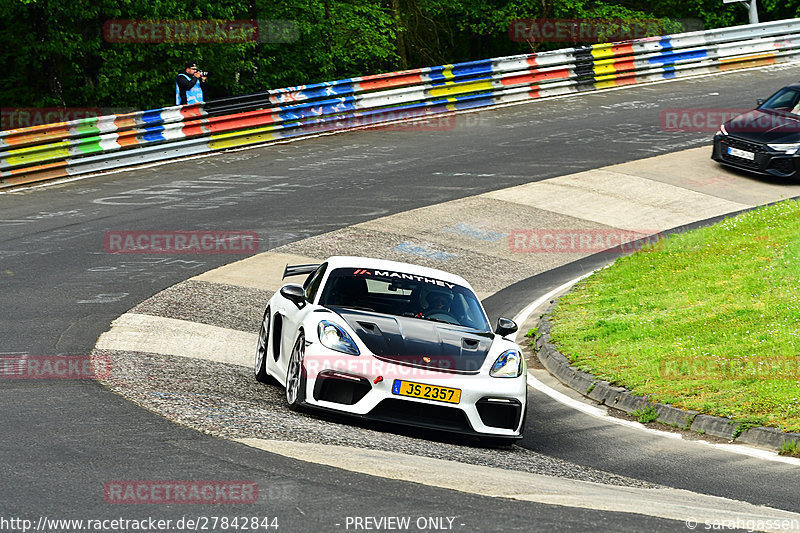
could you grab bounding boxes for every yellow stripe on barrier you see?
[429,80,493,97]
[4,145,71,167]
[593,62,619,76]
[590,44,616,60]
[594,79,622,90]
[209,129,278,150]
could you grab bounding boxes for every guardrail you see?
[2,18,800,189]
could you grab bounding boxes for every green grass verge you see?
[550,199,800,433]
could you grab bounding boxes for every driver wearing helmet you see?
[424,288,452,313]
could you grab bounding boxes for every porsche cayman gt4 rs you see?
[254,256,527,442]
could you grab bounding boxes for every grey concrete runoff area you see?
[95,144,800,530]
[3,63,800,531]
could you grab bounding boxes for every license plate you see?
[728,146,755,160]
[392,380,461,404]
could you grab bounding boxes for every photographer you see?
[175,62,207,105]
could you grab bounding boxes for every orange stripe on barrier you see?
[205,110,276,133]
[359,73,424,91]
[501,68,570,86]
[2,126,72,147]
[115,130,141,147]
[1,167,68,187]
[180,106,205,120]
[610,43,634,58]
[611,59,636,72]
[720,54,776,70]
[2,159,68,178]
[113,116,138,130]
[181,124,206,137]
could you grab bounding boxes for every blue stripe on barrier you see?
[294,83,356,100]
[7,18,800,187]
[278,97,359,122]
[141,126,166,142]
[141,110,166,126]
[649,49,709,64]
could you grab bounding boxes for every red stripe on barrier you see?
[611,59,636,72]
[180,105,205,120]
[358,73,424,91]
[609,43,635,58]
[501,68,570,86]
[205,110,276,133]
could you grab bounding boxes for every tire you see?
[285,331,306,411]
[254,307,273,384]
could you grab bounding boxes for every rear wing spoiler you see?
[282,263,320,279]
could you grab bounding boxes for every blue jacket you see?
[175,72,204,105]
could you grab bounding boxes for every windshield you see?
[319,267,491,331]
[759,88,800,116]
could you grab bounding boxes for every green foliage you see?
[551,199,800,432]
[2,0,798,111]
[779,440,800,457]
[632,405,659,424]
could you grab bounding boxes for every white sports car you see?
[254,256,527,442]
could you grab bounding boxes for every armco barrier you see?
[2,18,800,189]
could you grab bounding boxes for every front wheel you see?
[254,307,274,384]
[285,332,306,410]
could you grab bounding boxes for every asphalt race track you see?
[2,65,800,531]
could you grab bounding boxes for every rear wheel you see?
[254,307,273,384]
[285,332,306,410]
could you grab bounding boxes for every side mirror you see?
[757,98,765,106]
[280,284,306,308]
[495,317,518,337]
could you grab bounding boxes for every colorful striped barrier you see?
[2,18,800,189]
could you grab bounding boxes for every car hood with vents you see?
[334,308,494,373]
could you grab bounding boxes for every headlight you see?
[767,143,800,154]
[317,320,359,355]
[718,124,728,136]
[490,349,522,378]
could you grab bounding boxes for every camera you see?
[198,70,209,77]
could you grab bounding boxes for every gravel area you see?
[131,280,270,332]
[270,227,540,296]
[94,347,660,489]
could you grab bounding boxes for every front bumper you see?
[712,134,800,178]
[297,350,527,439]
